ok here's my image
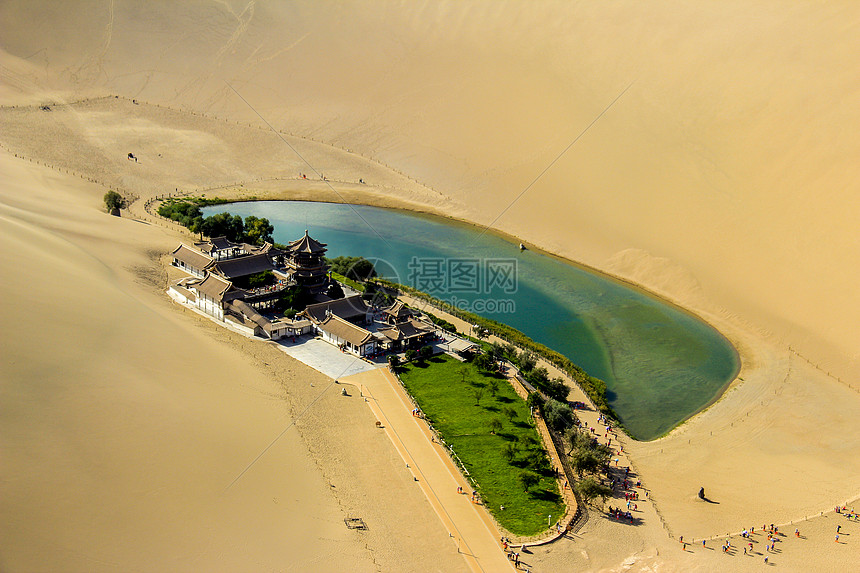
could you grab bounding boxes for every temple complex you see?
[167,229,441,357]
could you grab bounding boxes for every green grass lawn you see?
[330,271,365,292]
[398,354,565,535]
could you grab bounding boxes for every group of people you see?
[836,505,858,520]
[681,507,857,565]
[607,506,635,523]
[502,541,525,570]
[455,486,481,505]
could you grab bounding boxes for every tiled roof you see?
[287,230,327,254]
[211,253,275,279]
[172,244,213,271]
[318,314,373,346]
[304,295,368,323]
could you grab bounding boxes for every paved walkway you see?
[341,368,515,573]
[274,337,381,379]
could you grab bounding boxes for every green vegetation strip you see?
[398,355,564,536]
[330,271,365,292]
[374,279,617,422]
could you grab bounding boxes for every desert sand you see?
[1,1,859,571]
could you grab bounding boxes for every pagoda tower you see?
[285,230,329,291]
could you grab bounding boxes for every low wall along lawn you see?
[397,354,565,536]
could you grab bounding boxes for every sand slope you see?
[0,153,467,571]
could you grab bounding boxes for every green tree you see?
[103,191,126,212]
[458,365,469,385]
[490,341,506,361]
[488,418,502,435]
[546,377,571,402]
[525,366,549,387]
[527,392,544,413]
[388,354,400,368]
[517,434,539,450]
[474,352,495,372]
[526,449,550,473]
[243,215,274,245]
[278,285,310,312]
[543,399,577,433]
[418,345,434,362]
[246,270,275,288]
[519,471,540,493]
[564,427,593,456]
[472,387,484,405]
[201,212,244,242]
[575,477,613,508]
[488,378,500,398]
[570,447,609,477]
[404,349,418,363]
[502,406,517,423]
[501,443,517,463]
[326,256,377,282]
[326,280,345,299]
[518,351,537,373]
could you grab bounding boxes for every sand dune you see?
[1,1,859,571]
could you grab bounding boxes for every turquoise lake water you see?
[203,201,739,440]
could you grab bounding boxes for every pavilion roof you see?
[287,230,327,254]
[377,319,435,341]
[383,300,414,320]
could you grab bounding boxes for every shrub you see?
[519,471,540,492]
[544,399,577,433]
[246,270,275,288]
[575,476,613,507]
[488,418,502,435]
[404,349,417,363]
[103,191,126,212]
[326,256,377,282]
[473,352,496,372]
[418,345,433,361]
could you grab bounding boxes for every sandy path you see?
[341,368,514,573]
